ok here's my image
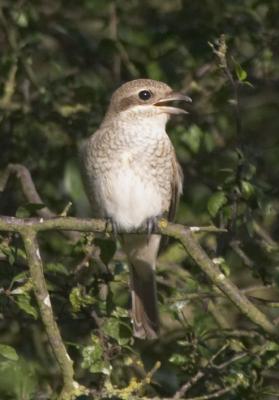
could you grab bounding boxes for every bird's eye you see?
[138,90,152,101]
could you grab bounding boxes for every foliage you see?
[0,0,279,399]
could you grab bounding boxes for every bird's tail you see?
[122,234,161,339]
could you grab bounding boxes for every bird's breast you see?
[88,123,174,230]
[94,147,158,229]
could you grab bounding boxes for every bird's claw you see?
[106,217,118,239]
[146,216,158,240]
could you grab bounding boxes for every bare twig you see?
[173,343,230,399]
[0,7,43,92]
[213,352,247,370]
[0,61,19,110]
[252,220,278,250]
[184,381,241,400]
[204,328,263,340]
[0,164,56,218]
[209,34,242,139]
[230,240,255,269]
[189,226,227,233]
[0,163,79,240]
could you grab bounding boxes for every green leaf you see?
[15,203,45,218]
[8,252,15,266]
[265,341,279,351]
[169,353,187,366]
[207,191,228,217]
[242,80,254,88]
[10,271,29,288]
[69,286,95,313]
[181,124,203,154]
[119,28,150,46]
[146,61,164,81]
[81,335,111,375]
[112,306,129,318]
[11,279,33,294]
[45,262,69,276]
[12,11,29,28]
[0,357,38,398]
[103,317,131,345]
[214,257,230,276]
[15,293,38,319]
[0,344,18,361]
[235,62,247,81]
[241,180,255,200]
[64,160,89,214]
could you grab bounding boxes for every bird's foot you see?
[105,217,118,239]
[145,216,160,239]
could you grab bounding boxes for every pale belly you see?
[99,166,163,230]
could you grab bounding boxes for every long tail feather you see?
[122,234,161,339]
[130,260,159,339]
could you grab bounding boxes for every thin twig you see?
[0,8,43,92]
[0,164,56,219]
[0,163,79,240]
[209,34,242,139]
[185,381,241,400]
[252,220,278,249]
[173,343,229,399]
[230,240,255,269]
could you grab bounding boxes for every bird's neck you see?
[101,112,169,141]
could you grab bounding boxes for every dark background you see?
[0,1,279,399]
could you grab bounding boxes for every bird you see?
[80,79,191,339]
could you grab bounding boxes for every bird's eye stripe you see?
[138,90,152,100]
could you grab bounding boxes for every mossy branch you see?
[0,215,277,339]
[159,220,277,336]
[21,228,87,400]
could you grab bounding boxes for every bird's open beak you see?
[154,92,192,115]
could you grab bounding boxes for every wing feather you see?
[160,154,183,251]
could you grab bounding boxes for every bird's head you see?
[103,79,192,123]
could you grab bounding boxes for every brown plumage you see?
[80,79,191,339]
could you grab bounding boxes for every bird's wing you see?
[78,136,100,216]
[168,155,183,222]
[160,155,183,251]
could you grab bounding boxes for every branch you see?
[21,228,86,399]
[21,230,74,376]
[252,220,278,250]
[0,164,79,240]
[0,215,226,235]
[158,221,278,336]
[0,215,277,337]
[173,343,230,399]
[209,34,242,139]
[0,164,56,219]
[184,381,241,400]
[173,347,250,400]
